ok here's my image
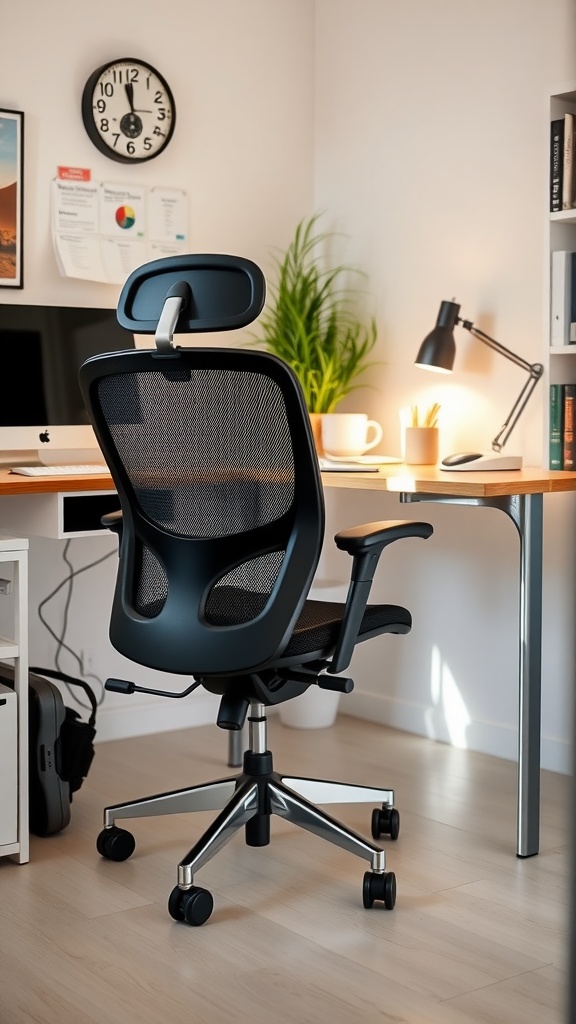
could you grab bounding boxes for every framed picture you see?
[0,108,24,288]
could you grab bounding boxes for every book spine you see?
[571,252,576,343]
[549,383,564,469]
[563,113,575,210]
[550,250,572,345]
[563,383,576,470]
[551,118,564,212]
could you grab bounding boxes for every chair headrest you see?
[117,254,266,341]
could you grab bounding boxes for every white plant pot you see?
[279,579,347,729]
[279,685,341,729]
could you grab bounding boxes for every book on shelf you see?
[550,249,576,345]
[549,382,576,469]
[563,112,575,210]
[563,383,576,470]
[550,117,564,212]
[549,383,564,469]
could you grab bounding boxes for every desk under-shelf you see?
[1,464,575,858]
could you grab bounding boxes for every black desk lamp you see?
[415,299,543,471]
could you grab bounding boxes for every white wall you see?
[3,0,315,306]
[1,0,315,739]
[2,0,575,772]
[313,0,576,773]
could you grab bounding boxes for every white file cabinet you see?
[0,536,29,863]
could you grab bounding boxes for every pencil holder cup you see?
[404,426,439,465]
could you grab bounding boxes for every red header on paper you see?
[57,166,92,181]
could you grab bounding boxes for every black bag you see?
[0,664,97,836]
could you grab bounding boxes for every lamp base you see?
[440,451,522,471]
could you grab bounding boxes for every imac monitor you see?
[0,303,135,466]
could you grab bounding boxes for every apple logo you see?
[39,430,50,444]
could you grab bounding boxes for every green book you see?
[549,383,564,469]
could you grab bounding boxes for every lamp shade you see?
[415,299,460,372]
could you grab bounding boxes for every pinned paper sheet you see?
[51,179,188,284]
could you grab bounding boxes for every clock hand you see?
[125,83,135,113]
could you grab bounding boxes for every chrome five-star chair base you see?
[96,703,399,926]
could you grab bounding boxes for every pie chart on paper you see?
[115,205,136,229]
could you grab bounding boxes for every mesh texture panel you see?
[204,552,285,625]
[135,545,169,619]
[97,366,296,621]
[97,368,295,537]
[284,600,411,657]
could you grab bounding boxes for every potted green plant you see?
[255,213,378,450]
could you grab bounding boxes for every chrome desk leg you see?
[514,492,542,857]
[401,491,543,858]
[227,726,245,768]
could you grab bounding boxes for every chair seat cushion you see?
[285,599,411,658]
[203,587,411,659]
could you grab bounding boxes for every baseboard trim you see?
[95,692,220,742]
[344,690,571,776]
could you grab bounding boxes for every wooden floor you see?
[0,715,569,1024]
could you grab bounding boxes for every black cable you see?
[54,540,75,676]
[37,540,116,711]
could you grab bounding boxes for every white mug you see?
[321,413,383,457]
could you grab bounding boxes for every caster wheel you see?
[362,870,396,910]
[96,826,136,861]
[168,885,214,926]
[371,805,400,841]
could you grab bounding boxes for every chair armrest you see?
[101,509,123,537]
[336,519,433,580]
[329,519,433,674]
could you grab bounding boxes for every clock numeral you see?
[156,108,167,122]
[153,90,164,104]
[99,118,110,133]
[110,67,139,84]
[152,126,166,138]
[96,99,106,114]
[99,82,114,98]
[126,141,136,156]
[143,137,153,151]
[112,133,121,148]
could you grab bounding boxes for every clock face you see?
[81,58,176,163]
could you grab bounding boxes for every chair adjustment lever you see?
[105,678,201,699]
[318,676,354,693]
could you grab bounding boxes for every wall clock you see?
[81,58,176,163]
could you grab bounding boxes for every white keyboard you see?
[10,464,108,477]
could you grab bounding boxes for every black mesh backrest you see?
[80,346,325,677]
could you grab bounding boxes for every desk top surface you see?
[320,464,576,497]
[0,468,115,495]
[1,465,576,498]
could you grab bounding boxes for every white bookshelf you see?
[0,536,29,863]
[545,86,576,461]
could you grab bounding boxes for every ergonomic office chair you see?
[79,254,433,926]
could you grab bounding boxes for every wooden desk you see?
[324,463,576,858]
[2,464,575,857]
[1,464,573,499]
[0,469,113,496]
